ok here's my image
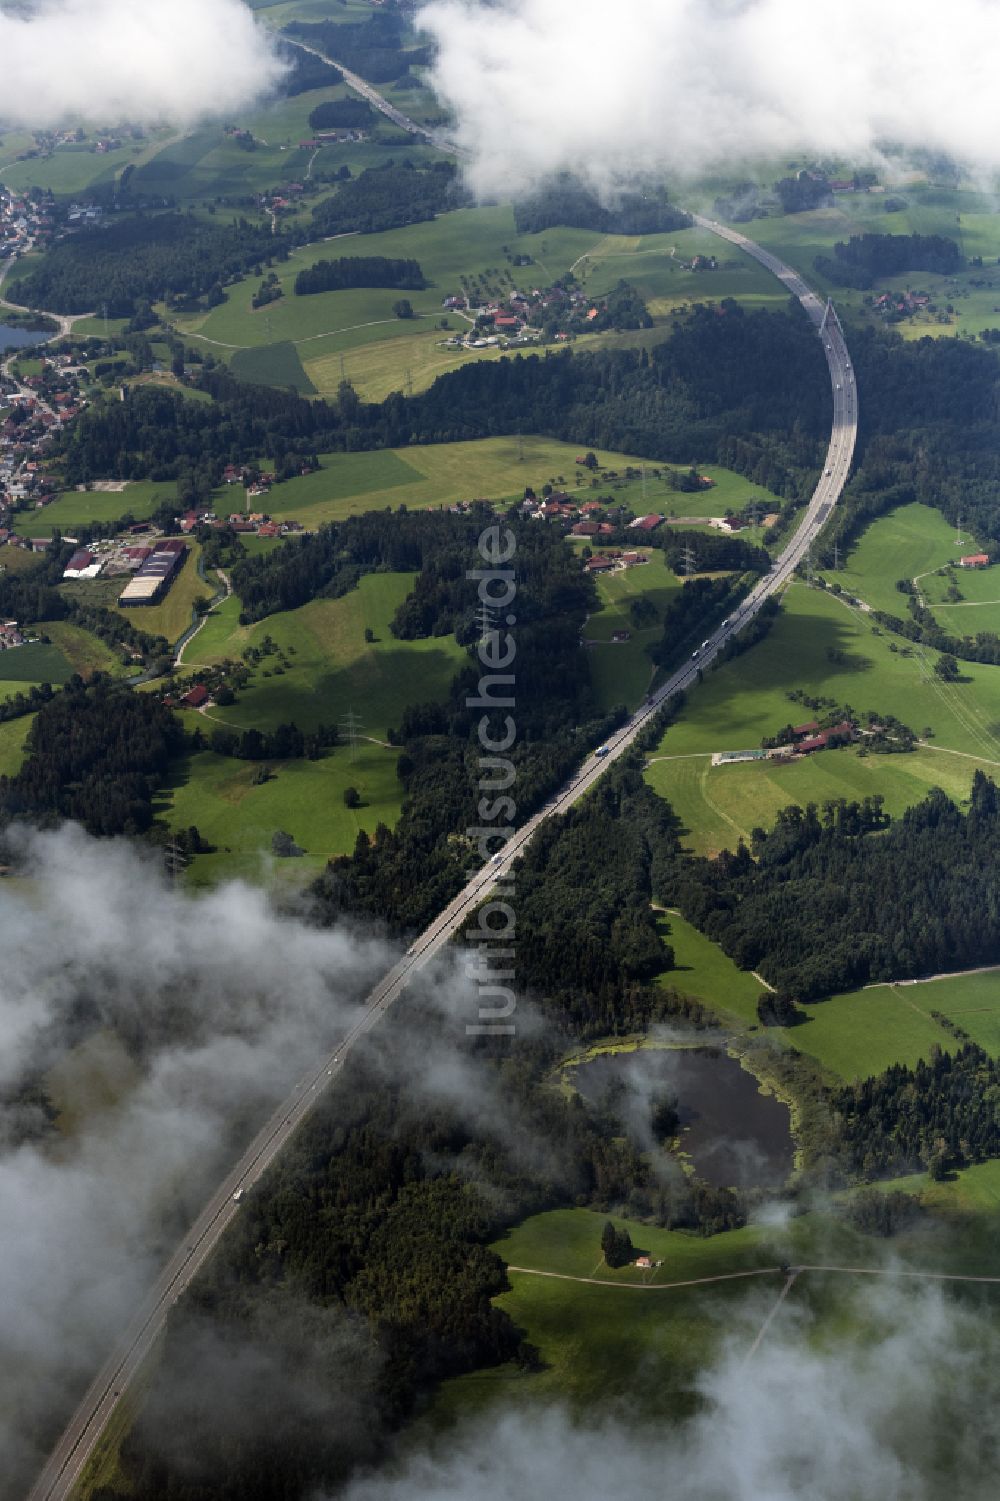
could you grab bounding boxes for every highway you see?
[26,220,857,1501]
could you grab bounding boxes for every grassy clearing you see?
[32,482,171,536]
[649,744,999,859]
[157,741,403,887]
[779,988,954,1082]
[657,910,764,1025]
[44,620,130,680]
[0,641,72,684]
[768,969,1000,1084]
[262,439,771,529]
[168,571,466,882]
[647,582,1000,765]
[743,185,1000,340]
[230,340,317,394]
[833,502,975,619]
[583,550,680,711]
[0,714,32,775]
[491,1206,774,1284]
[431,1204,910,1423]
[186,571,466,739]
[0,546,45,576]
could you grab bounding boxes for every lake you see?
[0,322,51,351]
[571,1044,794,1190]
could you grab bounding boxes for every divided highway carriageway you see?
[27,218,858,1501]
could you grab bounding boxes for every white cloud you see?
[416,0,1000,197]
[0,0,288,130]
[0,825,380,1497]
[340,1280,1000,1501]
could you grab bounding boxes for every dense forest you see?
[60,303,829,503]
[13,214,286,317]
[774,174,832,212]
[668,772,1000,1001]
[312,523,616,933]
[816,323,1000,574]
[815,232,963,289]
[513,179,691,235]
[0,676,185,835]
[98,744,749,1501]
[309,161,468,237]
[273,42,344,96]
[229,508,486,625]
[307,98,374,130]
[294,255,425,296]
[836,1044,1000,1179]
[284,13,431,82]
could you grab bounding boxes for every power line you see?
[164,838,187,885]
[682,544,697,578]
[340,709,363,763]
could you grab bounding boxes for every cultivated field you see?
[262,441,780,529]
[0,641,72,685]
[34,482,171,537]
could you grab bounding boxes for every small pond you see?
[0,322,51,351]
[571,1045,794,1190]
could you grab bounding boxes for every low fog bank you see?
[339,1280,1000,1501]
[417,0,1000,197]
[0,825,382,1497]
[0,0,287,130]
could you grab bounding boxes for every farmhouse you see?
[628,514,665,533]
[180,684,210,709]
[798,721,856,754]
[960,553,990,568]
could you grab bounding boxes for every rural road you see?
[26,225,857,1501]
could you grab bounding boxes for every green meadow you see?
[771,968,1000,1084]
[576,223,786,319]
[262,440,777,529]
[582,550,680,711]
[157,740,402,888]
[33,482,171,536]
[650,744,999,860]
[744,185,1000,339]
[165,570,467,882]
[656,909,765,1026]
[430,1204,966,1425]
[183,570,466,739]
[833,502,973,619]
[0,714,33,776]
[647,581,1000,765]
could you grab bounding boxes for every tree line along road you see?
[26,217,857,1501]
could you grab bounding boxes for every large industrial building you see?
[118,538,187,607]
